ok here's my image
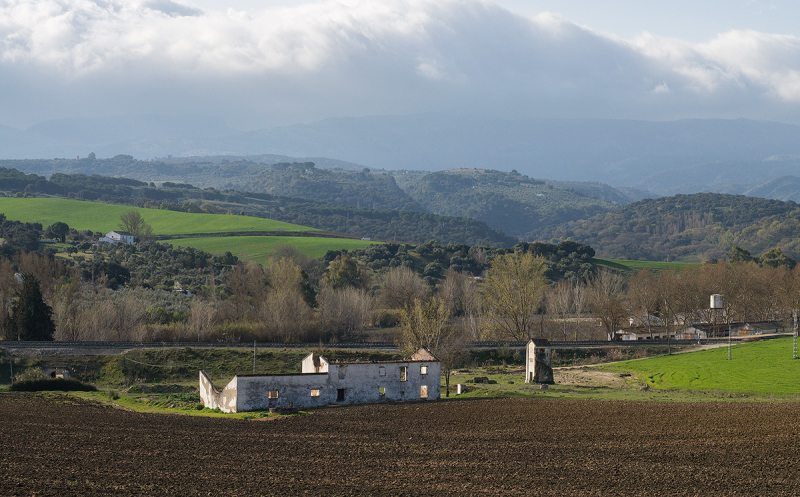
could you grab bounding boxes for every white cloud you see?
[1,0,800,128]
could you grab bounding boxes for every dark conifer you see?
[4,273,55,341]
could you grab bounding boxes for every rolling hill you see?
[0,198,315,236]
[395,169,618,238]
[535,193,800,262]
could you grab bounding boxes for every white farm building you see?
[200,349,440,413]
[99,231,135,245]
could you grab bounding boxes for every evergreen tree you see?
[4,274,55,341]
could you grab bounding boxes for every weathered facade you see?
[200,349,440,413]
[524,339,554,384]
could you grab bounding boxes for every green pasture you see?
[0,197,314,235]
[600,338,800,397]
[167,236,379,263]
[594,258,693,272]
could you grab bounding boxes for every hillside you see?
[395,169,617,238]
[0,198,314,236]
[535,193,800,262]
[0,167,516,246]
[242,162,422,211]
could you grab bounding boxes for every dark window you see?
[337,388,346,402]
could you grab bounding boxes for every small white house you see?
[99,231,135,245]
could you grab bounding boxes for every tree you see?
[379,266,429,310]
[627,269,660,339]
[323,255,361,289]
[4,273,55,341]
[482,252,547,341]
[547,280,573,341]
[760,247,796,269]
[49,222,70,243]
[588,269,627,341]
[399,297,466,397]
[119,211,153,240]
[727,245,753,263]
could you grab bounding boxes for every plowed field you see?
[2,393,799,495]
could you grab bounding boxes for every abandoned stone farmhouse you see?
[200,349,441,413]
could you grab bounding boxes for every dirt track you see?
[2,393,800,495]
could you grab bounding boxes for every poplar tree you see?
[4,274,55,341]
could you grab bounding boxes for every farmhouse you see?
[99,230,135,245]
[199,349,440,413]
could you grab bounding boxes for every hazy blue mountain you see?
[3,114,800,195]
[744,175,800,202]
[636,156,800,195]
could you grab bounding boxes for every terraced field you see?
[3,393,800,495]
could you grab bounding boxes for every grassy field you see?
[168,235,379,263]
[600,337,800,397]
[0,197,314,235]
[594,258,694,272]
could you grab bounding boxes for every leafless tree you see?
[481,252,548,341]
[547,280,573,341]
[627,270,660,338]
[318,286,374,335]
[588,269,627,341]
[119,211,153,240]
[379,266,429,310]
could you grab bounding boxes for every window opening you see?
[420,385,428,399]
[310,389,320,397]
[420,365,428,375]
[268,390,279,399]
[379,366,386,376]
[400,366,408,382]
[379,387,385,397]
[337,388,346,402]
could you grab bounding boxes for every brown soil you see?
[2,392,800,495]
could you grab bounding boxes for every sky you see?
[1,0,800,130]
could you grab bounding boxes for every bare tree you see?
[572,280,587,341]
[588,269,627,341]
[119,211,153,240]
[189,299,217,342]
[262,258,312,341]
[379,266,429,310]
[318,286,374,335]
[547,280,573,341]
[627,269,660,339]
[399,297,467,397]
[482,252,548,341]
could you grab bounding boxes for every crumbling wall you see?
[199,371,238,413]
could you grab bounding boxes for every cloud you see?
[1,0,800,128]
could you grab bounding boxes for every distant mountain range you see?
[3,114,800,196]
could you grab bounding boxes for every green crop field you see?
[168,236,379,263]
[594,258,693,272]
[600,337,800,397]
[0,198,314,235]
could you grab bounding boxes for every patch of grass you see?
[0,197,314,235]
[600,338,800,397]
[167,236,380,263]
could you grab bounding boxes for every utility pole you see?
[794,310,798,360]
